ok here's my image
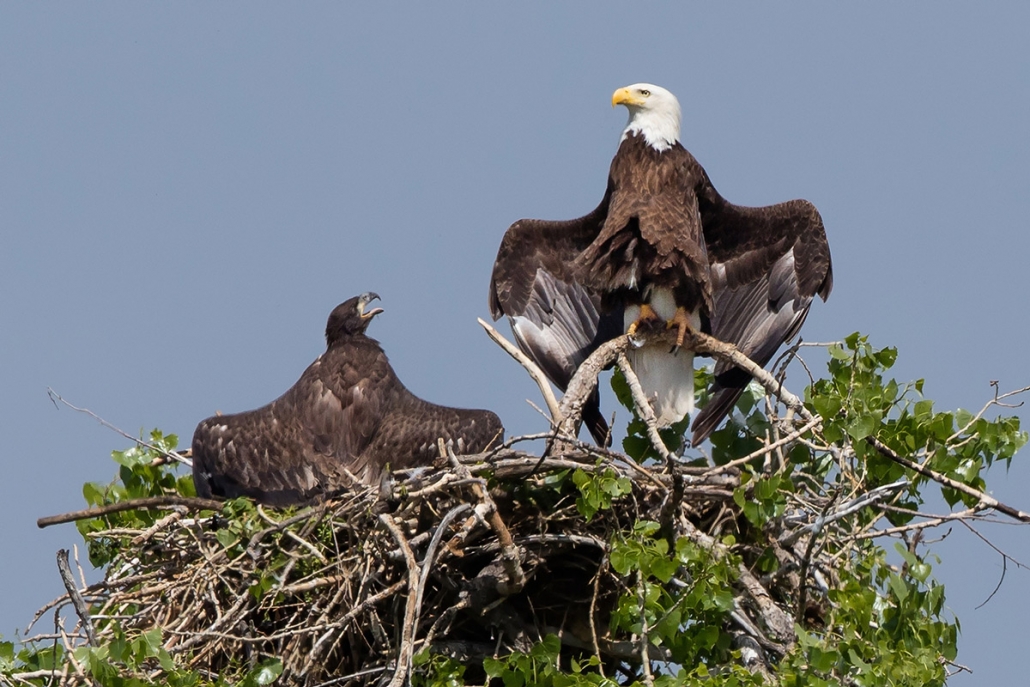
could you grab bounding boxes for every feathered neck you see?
[621,105,681,152]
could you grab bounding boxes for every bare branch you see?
[56,550,97,646]
[38,495,225,529]
[866,437,1030,523]
[478,318,562,425]
[46,388,192,467]
[380,515,420,687]
[616,352,675,463]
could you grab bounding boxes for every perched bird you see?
[192,293,504,505]
[489,83,832,446]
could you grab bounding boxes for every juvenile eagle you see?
[489,83,832,446]
[193,293,504,505]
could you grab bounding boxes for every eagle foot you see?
[627,303,664,346]
[666,307,694,352]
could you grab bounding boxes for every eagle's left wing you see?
[693,179,833,446]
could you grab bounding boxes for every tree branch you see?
[866,437,1030,523]
[38,495,225,529]
[46,388,192,467]
[380,514,420,687]
[616,352,675,463]
[478,318,562,424]
[56,549,97,646]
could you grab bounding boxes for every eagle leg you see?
[666,306,694,351]
[627,303,664,340]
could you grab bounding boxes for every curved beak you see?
[359,292,384,320]
[612,87,643,108]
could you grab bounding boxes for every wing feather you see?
[192,344,388,504]
[489,203,620,444]
[691,181,833,446]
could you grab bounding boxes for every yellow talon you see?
[627,303,660,338]
[667,307,693,348]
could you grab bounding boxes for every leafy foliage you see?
[77,429,194,567]
[4,334,1026,686]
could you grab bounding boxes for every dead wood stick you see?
[444,443,525,593]
[413,503,474,647]
[794,495,836,625]
[847,507,981,542]
[557,328,807,441]
[478,318,562,424]
[56,549,97,646]
[129,510,184,546]
[866,437,1030,523]
[46,387,192,467]
[947,383,1030,443]
[279,574,347,595]
[590,564,606,677]
[38,495,225,529]
[380,514,420,687]
[246,502,327,556]
[556,338,629,439]
[616,352,675,463]
[703,416,822,477]
[682,331,809,418]
[637,572,655,687]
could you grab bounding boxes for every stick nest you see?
[27,439,815,686]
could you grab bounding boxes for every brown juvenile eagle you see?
[489,83,832,446]
[192,293,504,505]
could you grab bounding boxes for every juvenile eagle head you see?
[325,292,384,345]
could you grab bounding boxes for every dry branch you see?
[38,496,224,529]
[56,549,97,647]
[47,388,192,468]
[866,437,1030,523]
[478,318,562,423]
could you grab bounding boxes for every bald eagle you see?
[489,84,832,446]
[192,293,504,505]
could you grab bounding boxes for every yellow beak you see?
[612,87,644,107]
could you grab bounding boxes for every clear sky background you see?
[1,3,1027,683]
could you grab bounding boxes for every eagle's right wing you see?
[488,201,620,445]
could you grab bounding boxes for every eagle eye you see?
[639,89,651,96]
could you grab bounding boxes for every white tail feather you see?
[626,344,694,426]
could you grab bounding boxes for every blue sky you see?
[1,4,1028,682]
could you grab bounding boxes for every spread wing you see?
[488,200,621,444]
[692,178,833,446]
[191,346,389,505]
[354,399,504,481]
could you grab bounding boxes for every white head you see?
[612,83,681,152]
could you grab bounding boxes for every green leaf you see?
[483,656,504,677]
[847,413,880,441]
[215,529,239,549]
[249,658,283,686]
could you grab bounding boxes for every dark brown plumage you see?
[489,84,832,446]
[192,293,504,505]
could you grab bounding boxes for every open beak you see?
[359,292,384,320]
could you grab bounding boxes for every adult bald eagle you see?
[489,84,832,446]
[193,293,504,506]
